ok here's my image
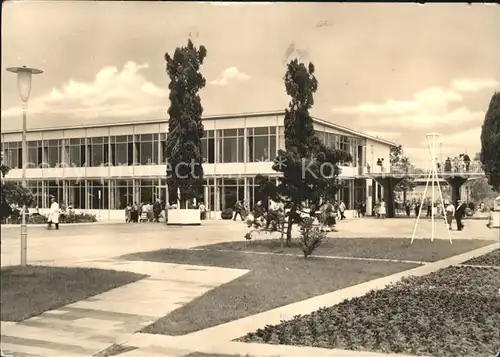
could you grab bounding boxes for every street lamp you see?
[6,65,43,266]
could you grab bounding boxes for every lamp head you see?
[6,66,43,103]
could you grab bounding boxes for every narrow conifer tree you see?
[164,40,207,207]
[480,92,500,191]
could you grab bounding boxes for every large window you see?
[88,137,109,167]
[217,177,244,210]
[201,130,215,163]
[247,127,276,162]
[139,179,156,203]
[42,140,60,168]
[113,179,133,209]
[88,180,108,209]
[354,179,366,206]
[65,138,85,167]
[4,141,21,169]
[27,140,43,168]
[217,129,244,163]
[110,135,133,166]
[67,180,85,209]
[135,134,158,165]
[26,181,43,208]
[45,180,63,207]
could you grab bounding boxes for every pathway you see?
[1,218,498,356]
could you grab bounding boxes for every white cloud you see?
[209,66,250,86]
[451,78,499,93]
[378,107,486,127]
[331,82,492,128]
[332,87,462,116]
[1,61,168,120]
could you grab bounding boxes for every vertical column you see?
[214,178,220,213]
[366,178,372,216]
[109,179,114,210]
[62,180,67,204]
[134,179,140,203]
[84,179,89,210]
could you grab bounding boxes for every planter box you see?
[167,209,201,226]
[489,211,500,228]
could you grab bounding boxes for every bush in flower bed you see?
[4,212,98,225]
[240,266,500,357]
[59,212,98,224]
[462,249,500,267]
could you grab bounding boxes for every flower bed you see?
[462,248,500,267]
[2,212,98,225]
[240,265,500,357]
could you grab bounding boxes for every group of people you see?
[373,199,387,218]
[444,199,467,231]
[438,154,472,173]
[236,198,350,232]
[124,200,164,223]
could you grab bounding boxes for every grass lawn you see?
[196,237,493,262]
[240,265,500,357]
[462,248,500,267]
[122,249,418,335]
[0,265,146,322]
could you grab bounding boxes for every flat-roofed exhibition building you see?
[1,110,395,220]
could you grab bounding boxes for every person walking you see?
[444,200,455,230]
[455,199,466,231]
[125,203,132,223]
[47,196,60,230]
[199,202,206,220]
[233,200,244,221]
[338,200,346,220]
[379,199,387,219]
[153,199,162,222]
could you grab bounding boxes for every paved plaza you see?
[1,218,498,357]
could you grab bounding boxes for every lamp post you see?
[6,65,43,266]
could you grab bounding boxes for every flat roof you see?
[1,109,397,147]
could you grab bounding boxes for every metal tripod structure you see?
[411,133,452,244]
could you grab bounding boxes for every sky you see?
[1,1,499,168]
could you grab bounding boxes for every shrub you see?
[299,217,326,258]
[3,212,97,224]
[28,214,48,224]
[60,212,97,223]
[221,208,233,220]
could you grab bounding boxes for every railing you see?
[365,160,484,177]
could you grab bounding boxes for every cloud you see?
[451,78,499,93]
[209,66,250,86]
[331,83,491,128]
[1,61,168,120]
[378,107,486,127]
[332,87,462,116]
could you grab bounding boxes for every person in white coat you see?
[47,196,60,230]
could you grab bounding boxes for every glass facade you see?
[1,120,376,212]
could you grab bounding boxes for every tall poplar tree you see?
[273,59,351,244]
[164,40,207,207]
[480,92,500,191]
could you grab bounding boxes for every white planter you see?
[167,209,201,226]
[489,211,500,228]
